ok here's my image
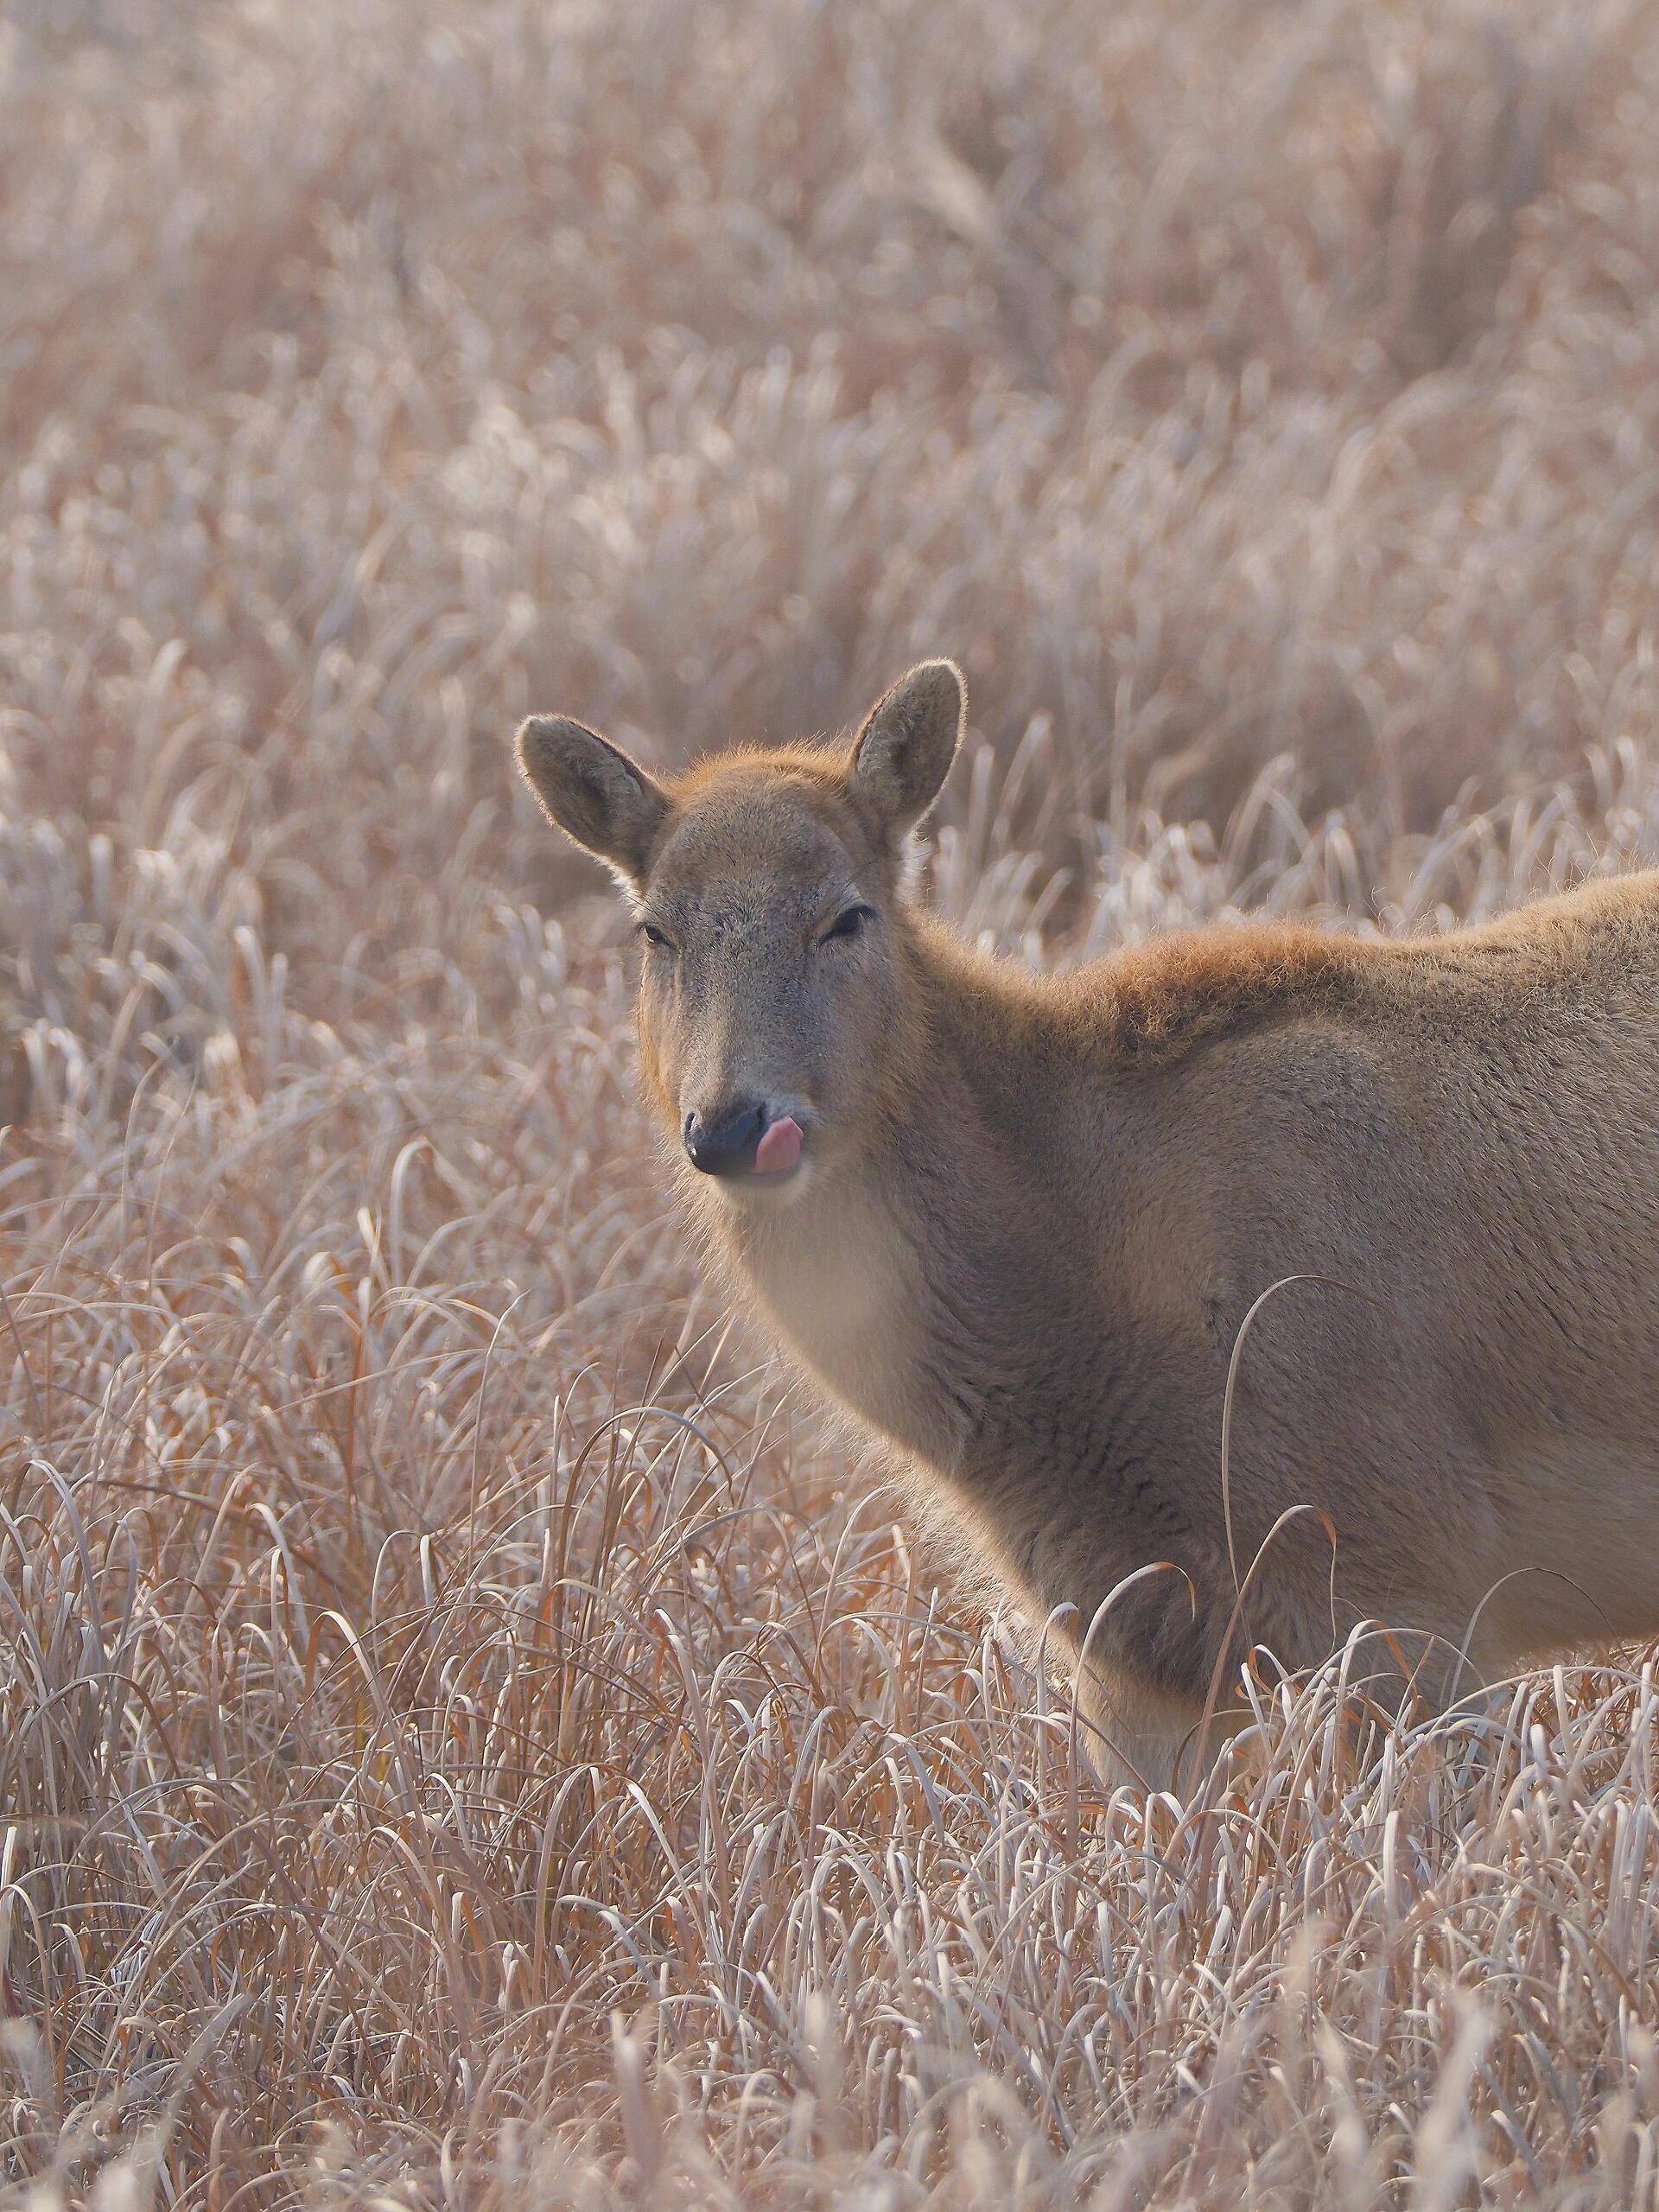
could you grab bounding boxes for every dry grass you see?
[6,0,1659,2201]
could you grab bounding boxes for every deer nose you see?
[683,1100,768,1177]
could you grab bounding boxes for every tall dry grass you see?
[5,0,1659,2202]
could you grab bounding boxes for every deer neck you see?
[703,926,1061,1472]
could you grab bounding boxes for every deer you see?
[515,659,1659,1790]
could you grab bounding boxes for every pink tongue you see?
[753,1116,804,1175]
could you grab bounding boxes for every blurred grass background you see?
[5,1,1659,2203]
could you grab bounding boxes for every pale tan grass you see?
[5,0,1659,2202]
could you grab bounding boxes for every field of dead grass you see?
[6,0,1659,2202]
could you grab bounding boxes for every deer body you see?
[518,663,1659,1788]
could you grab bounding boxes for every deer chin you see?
[701,1163,812,1220]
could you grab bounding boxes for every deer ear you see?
[849,660,965,838]
[516,715,671,888]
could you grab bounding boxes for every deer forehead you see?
[646,777,864,924]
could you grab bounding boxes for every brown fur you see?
[517,664,1659,1790]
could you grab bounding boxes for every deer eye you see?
[819,904,875,946]
[639,919,676,952]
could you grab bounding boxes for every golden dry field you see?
[7,1,1659,2202]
